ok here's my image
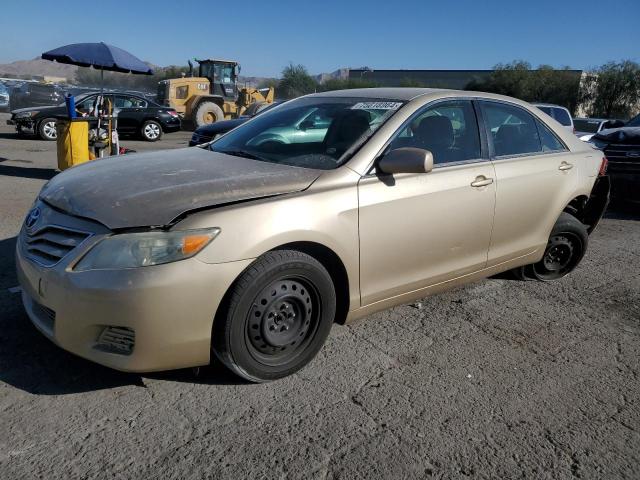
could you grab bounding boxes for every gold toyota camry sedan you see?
[16,88,610,382]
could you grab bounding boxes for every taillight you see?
[167,110,179,117]
[598,157,608,176]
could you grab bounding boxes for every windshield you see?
[627,114,640,127]
[209,97,405,169]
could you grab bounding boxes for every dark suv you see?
[9,82,65,110]
[590,113,640,206]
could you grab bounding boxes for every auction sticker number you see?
[351,102,403,110]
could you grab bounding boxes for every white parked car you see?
[532,103,574,134]
[574,117,625,141]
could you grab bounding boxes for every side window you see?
[175,85,189,99]
[130,97,147,108]
[76,96,95,112]
[388,100,481,165]
[536,119,567,152]
[553,108,572,127]
[483,102,542,157]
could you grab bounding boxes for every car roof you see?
[309,87,448,101]
[574,117,608,122]
[307,88,565,109]
[531,103,569,110]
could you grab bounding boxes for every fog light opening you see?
[95,326,135,355]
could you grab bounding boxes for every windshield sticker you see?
[351,102,403,111]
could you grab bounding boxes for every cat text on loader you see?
[157,59,274,128]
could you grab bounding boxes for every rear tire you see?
[212,250,336,382]
[140,120,162,142]
[511,213,588,281]
[193,101,225,129]
[38,118,57,141]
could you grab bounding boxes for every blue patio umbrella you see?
[42,42,153,154]
[42,42,153,76]
[42,42,153,95]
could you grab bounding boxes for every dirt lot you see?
[0,112,639,479]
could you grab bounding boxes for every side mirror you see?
[299,119,315,131]
[378,147,434,174]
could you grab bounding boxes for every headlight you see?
[15,111,38,119]
[74,228,220,271]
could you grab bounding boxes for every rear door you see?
[114,95,148,133]
[480,101,578,265]
[358,99,496,305]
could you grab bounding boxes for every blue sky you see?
[1,0,639,77]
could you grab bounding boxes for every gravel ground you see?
[0,112,638,479]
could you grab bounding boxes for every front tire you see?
[38,118,57,141]
[193,101,225,128]
[512,213,588,281]
[212,250,336,382]
[141,120,162,141]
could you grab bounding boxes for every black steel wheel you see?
[212,250,336,382]
[529,213,588,281]
[247,278,319,364]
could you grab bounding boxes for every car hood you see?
[39,148,322,229]
[196,118,247,135]
[11,104,62,115]
[593,127,640,145]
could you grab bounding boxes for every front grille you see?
[603,144,640,162]
[95,327,135,355]
[23,225,91,267]
[31,298,56,334]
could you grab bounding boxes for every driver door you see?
[357,100,496,305]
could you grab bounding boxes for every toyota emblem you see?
[25,206,41,230]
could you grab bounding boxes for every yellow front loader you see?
[157,59,274,128]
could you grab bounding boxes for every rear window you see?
[574,119,601,133]
[553,108,573,127]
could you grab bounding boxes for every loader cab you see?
[197,59,239,102]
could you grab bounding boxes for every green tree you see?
[278,63,318,98]
[466,61,582,114]
[580,61,640,119]
[398,77,427,88]
[318,77,378,92]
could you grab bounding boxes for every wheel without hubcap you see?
[532,233,582,280]
[247,278,319,365]
[212,250,336,382]
[509,212,588,282]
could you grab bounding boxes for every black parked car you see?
[189,101,282,146]
[9,82,65,110]
[8,92,181,141]
[590,114,640,206]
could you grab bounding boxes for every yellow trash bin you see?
[56,119,90,171]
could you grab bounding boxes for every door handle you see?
[559,162,574,171]
[470,176,494,187]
